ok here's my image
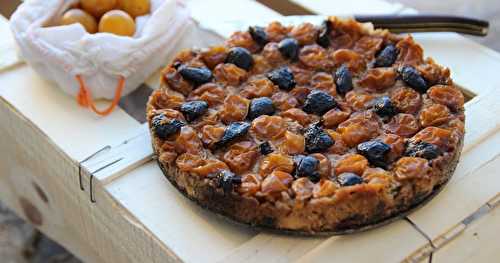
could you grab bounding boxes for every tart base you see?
[154,136,462,236]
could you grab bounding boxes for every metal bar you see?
[355,14,489,36]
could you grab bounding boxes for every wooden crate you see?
[1,0,499,262]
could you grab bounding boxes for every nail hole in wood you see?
[19,197,43,226]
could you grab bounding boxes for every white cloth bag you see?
[10,0,192,114]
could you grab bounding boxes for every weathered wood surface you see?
[1,0,500,262]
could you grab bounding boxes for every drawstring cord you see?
[76,75,125,116]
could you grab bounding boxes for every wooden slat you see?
[105,161,258,263]
[289,0,404,15]
[219,234,325,263]
[0,96,177,263]
[83,124,153,185]
[0,65,142,161]
[0,15,21,72]
[295,221,428,263]
[407,88,500,239]
[186,0,281,28]
[407,147,500,239]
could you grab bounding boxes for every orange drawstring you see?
[76,75,125,116]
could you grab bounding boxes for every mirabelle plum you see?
[60,9,98,33]
[117,0,150,18]
[98,10,136,37]
[81,0,116,17]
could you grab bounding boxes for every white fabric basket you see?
[10,0,193,115]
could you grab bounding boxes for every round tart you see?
[147,17,465,234]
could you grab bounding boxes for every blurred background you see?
[0,0,498,262]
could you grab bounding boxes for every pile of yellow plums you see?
[59,0,151,37]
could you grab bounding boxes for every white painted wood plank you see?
[106,161,258,263]
[290,0,404,15]
[0,65,142,161]
[295,220,428,263]
[84,124,153,184]
[218,234,325,263]
[0,15,22,72]
[433,204,500,263]
[407,151,500,241]
[186,0,282,25]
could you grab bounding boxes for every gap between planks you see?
[405,194,500,263]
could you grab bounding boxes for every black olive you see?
[303,90,337,115]
[247,97,275,120]
[178,66,213,86]
[225,47,254,71]
[180,100,208,122]
[317,20,332,48]
[294,155,320,182]
[372,96,398,118]
[151,114,185,140]
[374,44,398,67]
[248,26,268,46]
[404,141,442,160]
[214,122,251,148]
[335,65,353,95]
[211,170,242,194]
[400,65,428,93]
[267,67,296,91]
[337,172,363,186]
[304,123,334,153]
[357,140,391,167]
[259,141,274,155]
[278,38,299,60]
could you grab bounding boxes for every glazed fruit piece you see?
[374,44,398,67]
[357,140,391,167]
[304,123,334,153]
[267,67,296,90]
[278,38,300,60]
[225,47,254,71]
[180,101,208,122]
[248,26,269,46]
[335,65,353,95]
[214,122,251,148]
[371,96,398,118]
[293,155,320,182]
[178,66,213,86]
[148,16,465,235]
[151,114,184,140]
[302,90,337,115]
[247,97,275,120]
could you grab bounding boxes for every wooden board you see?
[0,0,499,262]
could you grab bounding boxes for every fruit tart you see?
[147,17,465,234]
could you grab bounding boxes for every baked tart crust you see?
[147,17,465,235]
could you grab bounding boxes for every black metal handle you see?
[354,14,489,36]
